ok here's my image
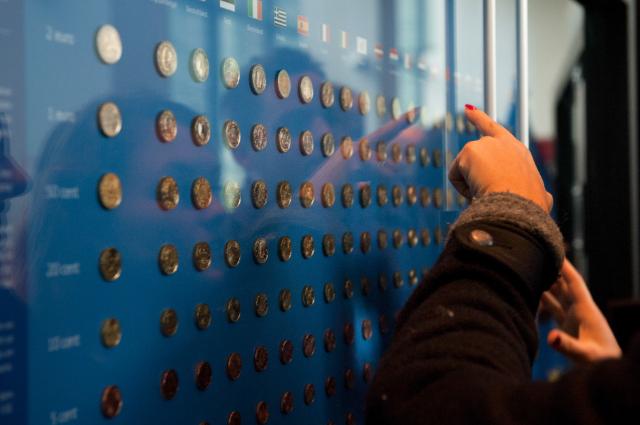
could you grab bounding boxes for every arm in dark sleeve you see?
[365,193,640,425]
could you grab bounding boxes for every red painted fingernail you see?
[552,336,561,348]
[464,104,477,111]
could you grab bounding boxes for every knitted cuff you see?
[451,192,565,270]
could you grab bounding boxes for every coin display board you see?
[0,1,510,424]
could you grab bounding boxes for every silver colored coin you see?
[190,48,210,83]
[98,172,122,210]
[391,97,401,120]
[251,124,268,151]
[341,136,353,159]
[277,181,292,208]
[298,75,314,104]
[376,95,386,117]
[223,181,241,209]
[155,41,178,77]
[223,120,241,149]
[251,180,268,209]
[278,236,292,261]
[299,181,315,208]
[320,81,335,108]
[160,308,179,336]
[321,132,335,157]
[276,127,292,153]
[95,24,122,65]
[194,303,212,330]
[253,238,269,264]
[98,102,122,138]
[99,247,121,281]
[157,176,179,210]
[359,91,370,115]
[224,240,241,268]
[359,138,372,161]
[191,177,212,209]
[156,110,177,143]
[275,69,291,98]
[299,130,314,156]
[158,244,179,275]
[255,293,269,317]
[339,86,353,111]
[221,57,240,89]
[250,63,267,94]
[192,242,212,271]
[301,235,315,259]
[191,115,211,146]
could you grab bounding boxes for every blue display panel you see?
[0,1,491,424]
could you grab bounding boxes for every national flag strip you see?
[389,47,399,61]
[374,44,384,60]
[341,31,348,49]
[356,36,367,55]
[220,0,235,12]
[297,16,309,36]
[404,53,412,69]
[248,0,263,20]
[273,7,287,28]
[322,24,330,43]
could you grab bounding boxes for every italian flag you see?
[248,0,262,20]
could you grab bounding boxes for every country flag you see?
[297,16,309,36]
[322,24,330,43]
[220,0,235,12]
[374,44,384,59]
[274,7,287,28]
[404,53,412,69]
[356,36,367,55]
[389,47,399,61]
[341,31,348,49]
[248,0,263,20]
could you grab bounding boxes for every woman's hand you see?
[448,106,554,212]
[540,259,622,363]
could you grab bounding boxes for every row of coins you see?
[100,273,417,350]
[102,372,365,423]
[99,173,460,212]
[98,228,442,280]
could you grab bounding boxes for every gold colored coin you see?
[160,308,179,337]
[301,235,315,259]
[157,176,179,210]
[101,318,121,348]
[377,184,388,206]
[360,184,372,208]
[321,183,335,208]
[406,144,417,163]
[420,187,431,207]
[360,232,371,253]
[420,147,430,166]
[421,228,431,246]
[156,109,177,143]
[392,229,403,248]
[376,141,387,162]
[191,115,211,146]
[253,238,269,264]
[341,136,353,159]
[324,282,336,303]
[359,138,372,161]
[342,232,354,254]
[377,230,388,249]
[344,279,354,299]
[98,172,122,210]
[392,185,403,206]
[226,298,241,323]
[322,234,336,256]
[341,184,354,208]
[255,293,269,317]
[278,236,292,261]
[433,188,443,208]
[376,94,386,117]
[393,271,404,288]
[299,182,315,208]
[279,289,292,311]
[158,244,179,275]
[99,247,122,281]
[391,143,402,163]
[407,229,418,247]
[251,180,268,209]
[224,240,241,267]
[359,91,370,115]
[339,86,353,111]
[191,177,212,209]
[194,303,212,330]
[192,242,212,271]
[302,285,315,307]
[407,185,417,205]
[409,269,419,286]
[277,181,292,208]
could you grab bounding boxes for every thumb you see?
[547,329,589,363]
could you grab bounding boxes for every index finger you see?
[464,105,511,139]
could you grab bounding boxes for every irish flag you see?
[248,0,263,20]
